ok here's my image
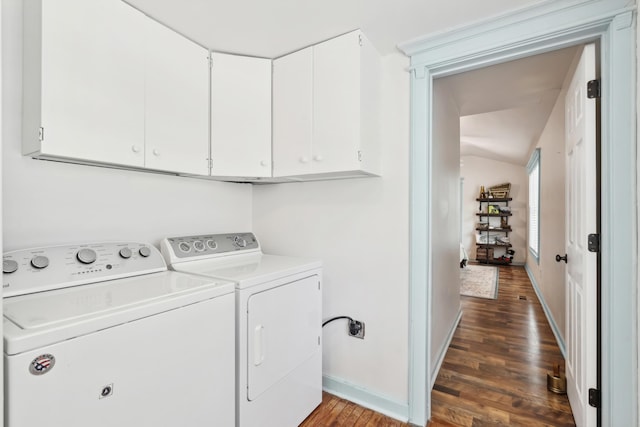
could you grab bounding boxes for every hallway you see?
[429,265,575,426]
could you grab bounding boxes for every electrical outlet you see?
[348,320,365,339]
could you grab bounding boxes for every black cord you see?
[322,316,354,327]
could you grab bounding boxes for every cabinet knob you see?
[260,160,268,167]
[153,149,160,157]
[131,145,141,153]
[299,156,310,164]
[313,154,324,162]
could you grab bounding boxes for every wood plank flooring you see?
[301,266,575,426]
[300,392,407,426]
[430,265,575,427]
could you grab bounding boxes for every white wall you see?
[253,53,410,404]
[525,48,581,345]
[460,156,527,263]
[2,0,252,251]
[430,79,461,375]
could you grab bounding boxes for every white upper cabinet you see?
[143,18,209,175]
[23,0,146,167]
[272,30,381,179]
[211,53,272,178]
[272,47,313,177]
[23,0,209,176]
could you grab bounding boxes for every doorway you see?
[434,42,595,425]
[399,3,636,427]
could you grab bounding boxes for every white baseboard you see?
[524,264,566,358]
[322,374,409,422]
[431,308,463,389]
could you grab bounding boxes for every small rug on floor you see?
[460,264,499,299]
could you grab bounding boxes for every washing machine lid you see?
[3,270,234,355]
[171,254,322,289]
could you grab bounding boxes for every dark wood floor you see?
[300,392,407,426]
[301,266,575,426]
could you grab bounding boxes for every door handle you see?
[253,325,264,366]
[556,254,568,263]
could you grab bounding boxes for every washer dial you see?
[178,242,191,253]
[234,236,247,248]
[139,246,151,257]
[77,248,97,264]
[206,240,218,250]
[119,247,132,259]
[3,259,18,274]
[31,255,50,269]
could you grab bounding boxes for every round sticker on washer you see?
[29,354,56,375]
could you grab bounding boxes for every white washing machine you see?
[161,232,322,427]
[3,242,235,427]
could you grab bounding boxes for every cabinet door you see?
[211,53,272,177]
[39,0,145,166]
[313,31,361,174]
[144,18,209,175]
[272,47,313,177]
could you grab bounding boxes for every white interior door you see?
[564,43,597,427]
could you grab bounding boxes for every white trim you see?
[400,1,637,425]
[525,264,567,358]
[407,65,432,424]
[322,374,409,422]
[430,309,462,389]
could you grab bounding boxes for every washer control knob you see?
[206,240,218,250]
[178,242,191,253]
[234,236,247,248]
[77,248,97,264]
[119,247,132,259]
[3,259,19,274]
[193,240,205,252]
[139,246,151,258]
[31,255,50,269]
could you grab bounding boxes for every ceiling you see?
[124,0,577,167]
[442,46,579,165]
[124,0,544,58]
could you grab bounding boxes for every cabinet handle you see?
[153,149,160,157]
[131,145,141,153]
[299,156,310,164]
[313,154,324,162]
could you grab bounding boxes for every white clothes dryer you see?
[161,232,322,427]
[3,242,235,427]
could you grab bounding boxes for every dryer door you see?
[247,274,321,400]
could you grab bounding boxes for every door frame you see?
[399,2,637,426]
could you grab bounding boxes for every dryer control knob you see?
[31,255,50,269]
[178,242,191,253]
[206,240,218,250]
[3,259,18,274]
[139,246,151,257]
[193,240,205,252]
[119,247,132,259]
[234,236,247,248]
[77,248,97,264]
